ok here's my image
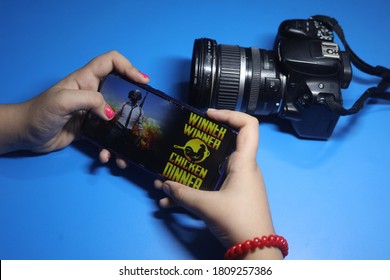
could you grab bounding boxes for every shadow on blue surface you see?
[73,140,226,259]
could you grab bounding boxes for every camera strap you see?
[312,15,390,116]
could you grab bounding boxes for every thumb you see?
[161,181,211,216]
[56,89,114,121]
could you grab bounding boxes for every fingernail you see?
[140,72,149,79]
[104,104,115,119]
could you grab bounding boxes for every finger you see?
[115,157,127,169]
[54,88,112,121]
[159,180,214,216]
[159,197,178,208]
[85,50,150,83]
[99,148,128,170]
[206,109,259,132]
[59,51,150,90]
[207,109,259,159]
[154,180,177,208]
[99,149,111,163]
[154,179,164,190]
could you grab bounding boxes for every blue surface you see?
[0,0,389,260]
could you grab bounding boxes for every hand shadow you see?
[74,139,226,260]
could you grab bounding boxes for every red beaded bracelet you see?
[224,234,289,260]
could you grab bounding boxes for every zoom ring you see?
[216,45,241,110]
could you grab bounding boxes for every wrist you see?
[0,103,31,154]
[227,222,276,246]
[222,200,277,249]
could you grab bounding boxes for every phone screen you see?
[82,73,237,190]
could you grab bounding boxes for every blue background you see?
[0,0,389,260]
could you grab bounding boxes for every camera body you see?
[275,18,352,139]
[190,17,353,139]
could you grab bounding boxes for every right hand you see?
[155,109,283,259]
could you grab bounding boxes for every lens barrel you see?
[190,38,216,109]
[190,38,285,116]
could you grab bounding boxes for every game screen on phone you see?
[82,73,237,190]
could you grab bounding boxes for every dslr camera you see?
[190,17,353,139]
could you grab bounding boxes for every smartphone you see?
[82,73,237,191]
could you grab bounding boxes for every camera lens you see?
[190,38,285,116]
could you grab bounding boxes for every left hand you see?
[10,51,149,154]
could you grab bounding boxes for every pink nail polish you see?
[141,72,149,79]
[104,104,115,119]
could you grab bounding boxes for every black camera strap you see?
[312,15,390,116]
